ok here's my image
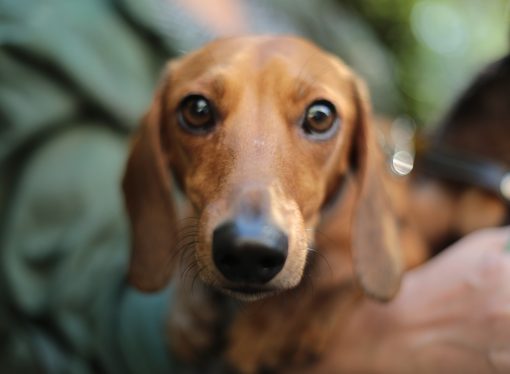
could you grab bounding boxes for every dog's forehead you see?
[170,36,353,90]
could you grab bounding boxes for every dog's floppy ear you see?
[122,79,177,291]
[349,77,403,301]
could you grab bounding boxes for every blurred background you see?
[341,0,509,125]
[0,0,509,372]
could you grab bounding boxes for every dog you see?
[122,35,426,373]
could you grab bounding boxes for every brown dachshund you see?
[122,35,425,373]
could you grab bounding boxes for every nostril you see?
[220,253,239,268]
[259,255,284,270]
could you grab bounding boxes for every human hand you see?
[306,227,510,373]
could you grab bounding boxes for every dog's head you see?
[123,36,402,301]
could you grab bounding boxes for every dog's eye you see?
[302,100,338,138]
[178,95,216,133]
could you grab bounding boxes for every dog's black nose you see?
[212,219,288,284]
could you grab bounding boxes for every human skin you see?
[304,227,510,373]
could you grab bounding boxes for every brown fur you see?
[122,36,426,373]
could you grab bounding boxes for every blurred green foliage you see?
[339,0,509,126]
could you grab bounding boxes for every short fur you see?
[123,36,426,373]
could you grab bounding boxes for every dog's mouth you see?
[222,285,280,301]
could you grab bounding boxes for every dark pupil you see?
[186,98,211,126]
[308,105,332,130]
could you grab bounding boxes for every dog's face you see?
[123,36,402,301]
[165,37,358,298]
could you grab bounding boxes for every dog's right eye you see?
[178,95,216,133]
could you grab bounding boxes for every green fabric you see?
[0,0,163,133]
[0,0,171,372]
[1,125,130,372]
[0,0,169,233]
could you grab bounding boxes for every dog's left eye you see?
[178,95,216,133]
[302,100,338,138]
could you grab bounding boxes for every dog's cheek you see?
[297,194,328,228]
[273,146,329,234]
[287,163,330,221]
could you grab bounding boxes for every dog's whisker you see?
[169,241,198,266]
[174,236,198,251]
[173,228,199,253]
[178,219,199,226]
[177,228,199,236]
[180,258,195,275]
[303,271,315,294]
[171,245,198,273]
[307,247,333,276]
[177,239,198,250]
[181,259,199,283]
[177,225,199,233]
[178,216,200,221]
[177,244,198,269]
[177,247,193,266]
[191,265,206,295]
[177,227,198,235]
[177,223,199,230]
[174,233,199,247]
